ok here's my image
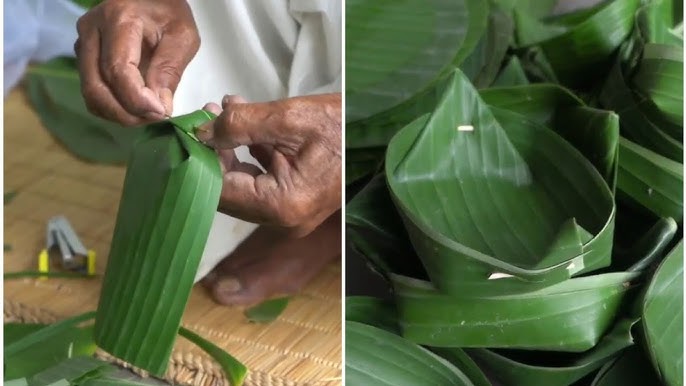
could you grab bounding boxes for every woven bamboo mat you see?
[3,88,342,386]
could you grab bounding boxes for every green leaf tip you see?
[4,191,17,205]
[244,297,290,323]
[4,311,96,358]
[168,110,217,142]
[179,327,248,386]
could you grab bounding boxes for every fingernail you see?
[150,98,166,116]
[159,88,173,116]
[144,111,165,121]
[203,102,222,115]
[216,277,242,294]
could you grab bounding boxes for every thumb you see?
[146,31,199,116]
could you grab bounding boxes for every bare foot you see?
[202,212,341,306]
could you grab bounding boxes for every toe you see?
[209,213,341,306]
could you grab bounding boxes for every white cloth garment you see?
[172,1,342,282]
[3,0,85,95]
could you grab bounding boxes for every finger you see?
[218,152,299,226]
[146,26,200,116]
[248,144,274,169]
[196,95,241,143]
[75,30,146,127]
[203,102,222,115]
[196,101,289,149]
[217,148,264,176]
[213,96,274,167]
[221,94,248,107]
[99,21,166,118]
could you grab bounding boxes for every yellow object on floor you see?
[3,88,342,386]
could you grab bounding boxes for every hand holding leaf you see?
[198,93,342,237]
[75,0,200,126]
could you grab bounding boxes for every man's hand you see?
[199,94,342,238]
[75,0,199,126]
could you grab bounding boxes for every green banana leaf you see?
[345,0,491,159]
[391,271,639,351]
[480,83,583,127]
[25,58,143,164]
[512,8,568,47]
[612,217,678,272]
[4,315,246,385]
[94,111,223,376]
[4,323,96,380]
[345,297,493,385]
[346,321,480,386]
[25,356,166,386]
[491,56,529,87]
[590,347,661,386]
[459,4,513,88]
[482,85,619,190]
[465,317,639,386]
[346,79,582,150]
[5,312,96,357]
[640,240,683,386]
[345,147,385,185]
[345,296,399,334]
[551,107,619,191]
[5,379,28,386]
[244,297,289,323]
[517,46,560,84]
[27,357,114,386]
[431,348,493,386]
[493,0,558,19]
[346,173,426,279]
[616,137,683,220]
[5,191,17,204]
[629,0,684,127]
[346,0,488,123]
[513,0,641,88]
[600,55,682,163]
[385,69,615,296]
[633,0,677,45]
[69,0,102,8]
[178,327,247,386]
[631,43,683,126]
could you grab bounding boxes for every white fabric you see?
[3,0,85,95]
[172,0,342,282]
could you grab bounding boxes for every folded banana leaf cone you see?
[511,0,640,89]
[385,68,616,297]
[94,111,223,376]
[389,216,676,352]
[599,0,684,222]
[348,167,678,384]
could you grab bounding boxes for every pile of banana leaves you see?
[346,1,683,385]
